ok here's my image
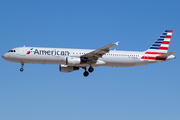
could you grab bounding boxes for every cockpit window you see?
[8,50,16,52]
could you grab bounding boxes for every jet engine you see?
[66,57,81,65]
[59,64,79,73]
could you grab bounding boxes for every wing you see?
[80,41,119,63]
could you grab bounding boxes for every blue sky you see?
[0,0,180,120]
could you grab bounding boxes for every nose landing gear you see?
[20,63,24,72]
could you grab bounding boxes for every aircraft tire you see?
[83,71,89,77]
[88,67,94,73]
[20,68,24,72]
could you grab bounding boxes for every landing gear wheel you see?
[83,71,89,77]
[20,62,24,72]
[88,67,94,73]
[20,68,24,72]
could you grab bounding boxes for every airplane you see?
[2,30,176,77]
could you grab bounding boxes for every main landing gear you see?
[83,70,89,77]
[82,66,94,77]
[20,63,24,72]
[88,67,94,73]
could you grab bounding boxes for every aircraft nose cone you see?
[2,54,5,59]
[2,53,8,60]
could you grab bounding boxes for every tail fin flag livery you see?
[2,30,176,77]
[146,30,172,54]
[142,30,175,61]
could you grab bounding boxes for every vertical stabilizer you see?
[145,30,173,55]
[142,30,173,61]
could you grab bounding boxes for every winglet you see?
[115,41,119,46]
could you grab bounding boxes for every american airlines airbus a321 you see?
[2,30,176,77]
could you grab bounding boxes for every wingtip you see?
[115,41,119,46]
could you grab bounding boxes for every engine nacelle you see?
[67,57,81,65]
[59,64,79,73]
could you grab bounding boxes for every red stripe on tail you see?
[145,52,166,55]
[165,35,171,38]
[168,30,173,33]
[162,41,170,44]
[141,56,166,61]
[159,47,168,50]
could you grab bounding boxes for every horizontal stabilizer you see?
[156,51,176,58]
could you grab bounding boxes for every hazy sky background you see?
[0,0,180,120]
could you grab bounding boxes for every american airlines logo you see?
[33,49,70,56]
[27,48,33,54]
